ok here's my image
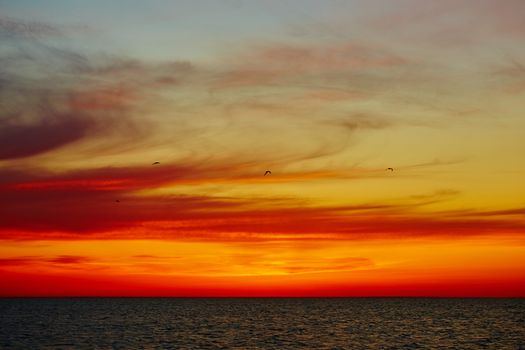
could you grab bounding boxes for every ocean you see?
[1,298,524,349]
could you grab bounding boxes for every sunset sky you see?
[1,0,524,296]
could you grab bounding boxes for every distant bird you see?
[386,167,394,172]
[152,162,160,165]
[264,170,272,176]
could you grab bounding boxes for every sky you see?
[0,0,524,296]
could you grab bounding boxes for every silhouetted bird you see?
[152,162,160,165]
[264,170,272,176]
[386,167,394,172]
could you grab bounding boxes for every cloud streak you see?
[0,110,101,160]
[0,15,62,38]
[0,255,93,266]
[1,164,523,241]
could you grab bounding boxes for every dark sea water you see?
[0,298,524,349]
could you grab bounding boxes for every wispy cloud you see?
[0,38,194,161]
[494,58,525,94]
[0,15,62,38]
[214,41,406,89]
[0,12,418,171]
[368,0,525,45]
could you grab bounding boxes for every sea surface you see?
[0,298,524,349]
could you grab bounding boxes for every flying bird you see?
[386,167,394,172]
[264,170,272,176]
[152,162,160,165]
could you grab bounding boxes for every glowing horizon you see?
[1,0,524,296]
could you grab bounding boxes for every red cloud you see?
[1,163,523,241]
